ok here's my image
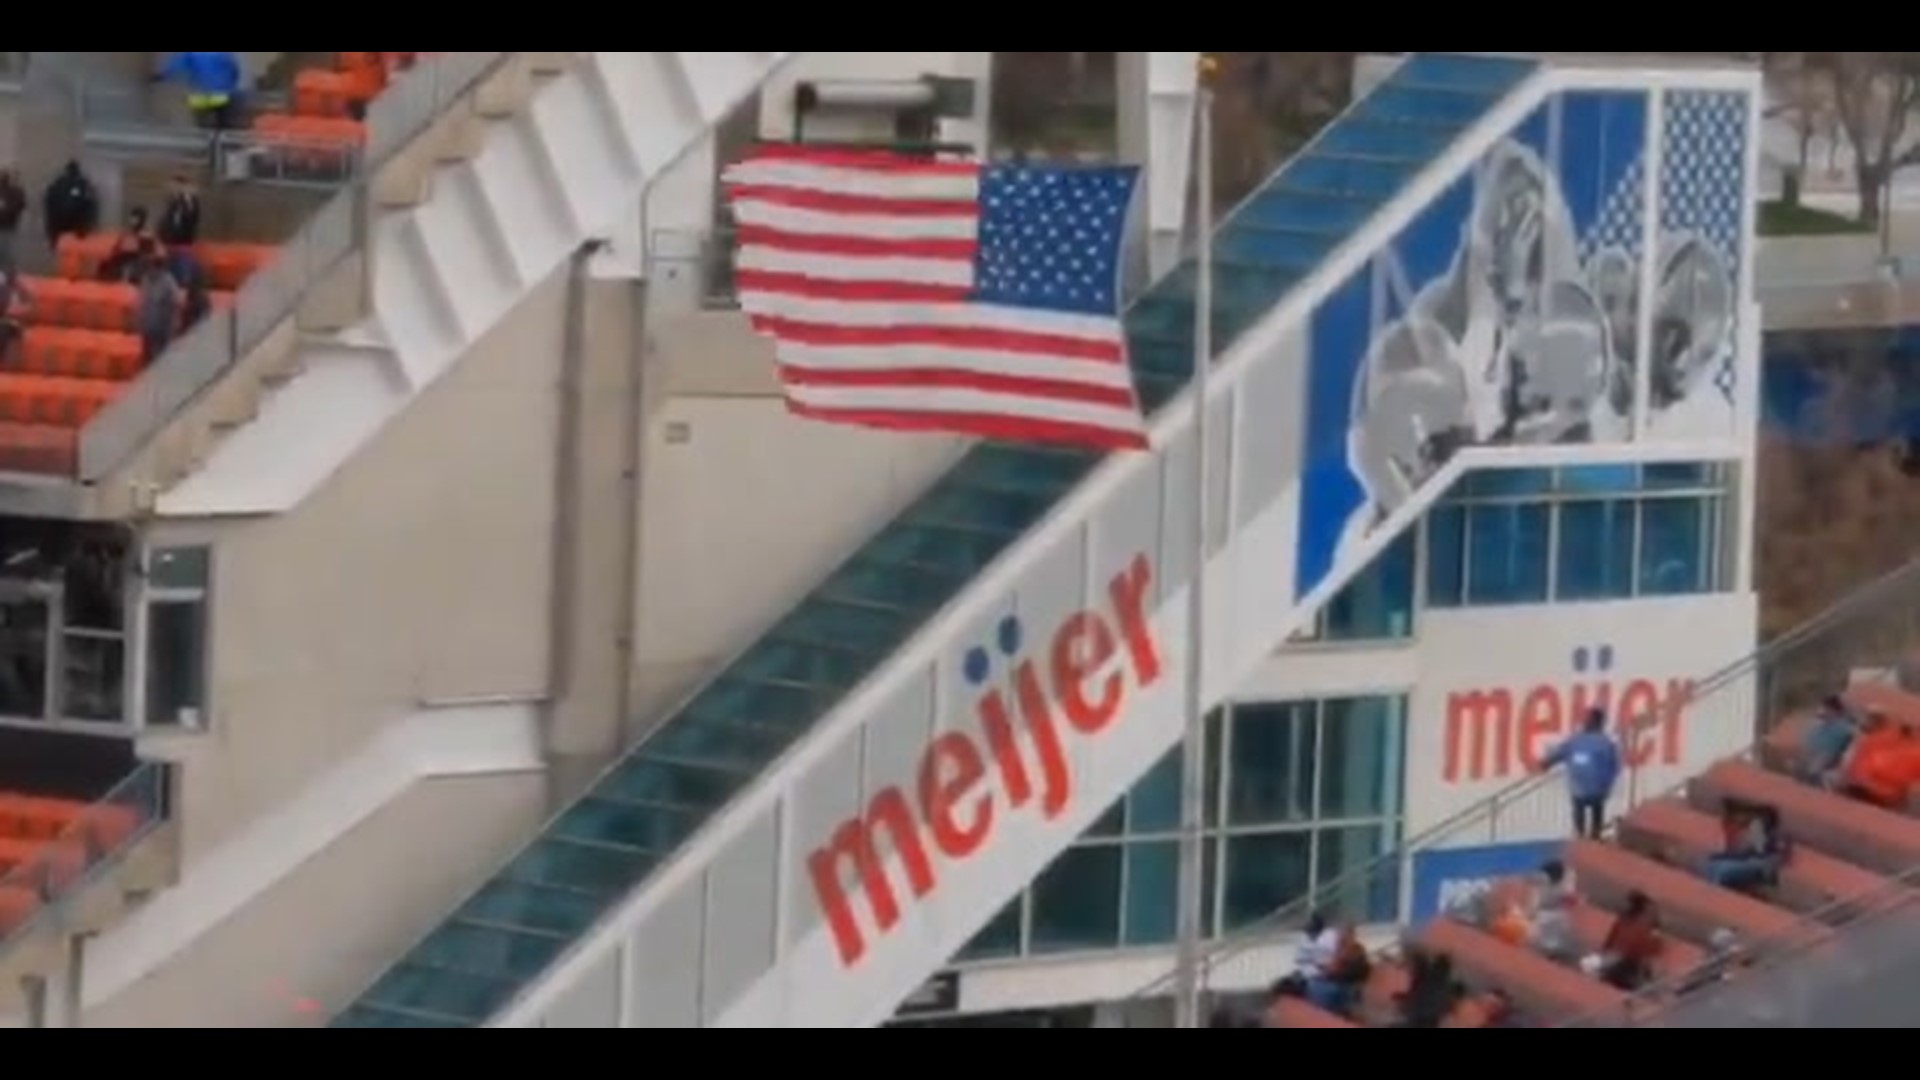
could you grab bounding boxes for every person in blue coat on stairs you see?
[154,52,244,130]
[1539,708,1623,841]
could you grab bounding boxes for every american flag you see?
[722,145,1150,451]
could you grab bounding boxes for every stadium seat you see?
[1567,839,1816,947]
[1688,761,1920,874]
[1619,799,1891,916]
[1420,918,1625,1020]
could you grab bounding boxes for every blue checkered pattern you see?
[1581,158,1647,265]
[1661,91,1750,401]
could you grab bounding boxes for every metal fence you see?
[0,762,170,967]
[1123,552,1920,1006]
[75,51,517,481]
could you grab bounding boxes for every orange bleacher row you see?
[257,52,435,154]
[0,793,140,937]
[0,236,264,467]
[0,52,422,476]
[1264,678,1920,1030]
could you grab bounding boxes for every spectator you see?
[135,256,182,366]
[1592,890,1662,992]
[154,52,244,130]
[1293,912,1340,983]
[41,161,99,249]
[1304,923,1371,1019]
[0,268,30,369]
[1271,912,1349,1014]
[158,175,202,248]
[99,208,157,283]
[173,251,212,331]
[1529,860,1581,964]
[1394,949,1460,1029]
[1703,799,1787,894]
[0,169,25,272]
[1800,695,1858,787]
[1539,707,1624,841]
[1841,713,1914,810]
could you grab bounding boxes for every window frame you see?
[1424,463,1734,611]
[137,544,213,733]
[958,696,1410,967]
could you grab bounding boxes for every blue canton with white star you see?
[971,164,1138,317]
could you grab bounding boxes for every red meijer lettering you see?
[808,554,1162,967]
[1443,677,1693,784]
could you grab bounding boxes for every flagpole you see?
[1172,56,1216,1032]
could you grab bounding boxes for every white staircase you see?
[81,52,791,516]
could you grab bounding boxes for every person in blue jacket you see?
[154,52,244,130]
[1539,708,1623,841]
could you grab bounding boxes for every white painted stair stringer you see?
[159,52,795,519]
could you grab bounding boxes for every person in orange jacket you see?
[1842,714,1915,810]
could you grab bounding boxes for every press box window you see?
[145,547,210,730]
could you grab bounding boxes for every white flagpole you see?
[1172,57,1216,1032]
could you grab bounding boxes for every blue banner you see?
[1409,841,1566,924]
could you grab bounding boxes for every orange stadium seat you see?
[15,276,235,334]
[0,51,427,478]
[15,328,144,381]
[1421,918,1626,1021]
[1620,798,1892,916]
[1567,839,1817,947]
[1689,761,1920,875]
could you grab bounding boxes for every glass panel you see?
[1084,797,1126,840]
[1122,841,1179,947]
[1319,697,1402,820]
[1642,462,1712,490]
[1557,464,1641,496]
[1029,845,1123,955]
[145,599,205,728]
[956,897,1025,963]
[1127,748,1183,835]
[1460,467,1554,498]
[1465,503,1551,606]
[149,547,210,591]
[1226,703,1315,827]
[1425,505,1466,608]
[1639,498,1708,596]
[1321,532,1416,642]
[1556,499,1637,602]
[1222,832,1312,933]
[0,595,48,720]
[63,546,123,631]
[1317,824,1402,925]
[61,631,124,723]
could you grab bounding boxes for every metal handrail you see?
[0,761,170,966]
[1123,553,1920,1002]
[75,51,517,481]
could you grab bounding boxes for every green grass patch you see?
[1760,199,1874,237]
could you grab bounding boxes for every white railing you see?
[76,52,516,481]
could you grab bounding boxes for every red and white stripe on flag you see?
[722,145,1150,452]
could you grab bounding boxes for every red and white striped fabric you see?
[722,145,1150,451]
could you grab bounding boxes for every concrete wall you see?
[143,263,579,863]
[84,245,966,1025]
[83,772,544,1028]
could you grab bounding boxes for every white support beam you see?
[1118,51,1200,284]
